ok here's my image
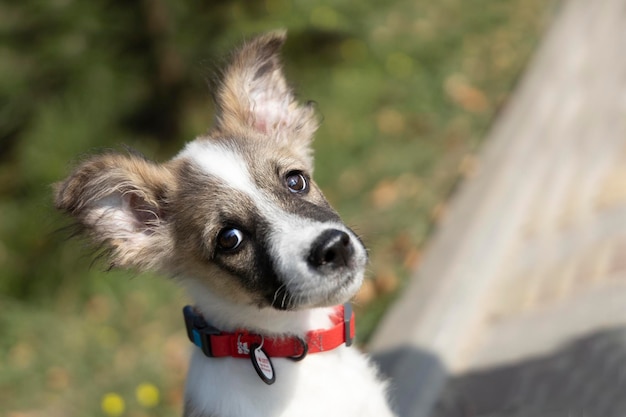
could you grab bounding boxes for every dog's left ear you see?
[54,153,176,272]
[213,31,318,162]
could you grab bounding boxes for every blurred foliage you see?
[0,0,551,415]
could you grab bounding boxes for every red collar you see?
[183,304,355,360]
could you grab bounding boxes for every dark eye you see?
[286,171,308,193]
[217,228,244,252]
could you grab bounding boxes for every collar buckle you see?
[183,305,221,357]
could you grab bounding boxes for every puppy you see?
[55,31,395,417]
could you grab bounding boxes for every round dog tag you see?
[250,344,275,385]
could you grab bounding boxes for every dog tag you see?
[250,344,275,385]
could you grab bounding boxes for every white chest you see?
[184,346,394,417]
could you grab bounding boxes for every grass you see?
[0,0,551,415]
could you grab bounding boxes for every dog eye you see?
[286,171,308,193]
[216,228,244,252]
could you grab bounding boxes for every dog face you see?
[54,31,367,311]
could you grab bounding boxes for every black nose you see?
[308,229,354,269]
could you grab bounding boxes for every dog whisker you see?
[271,283,286,308]
[281,287,288,309]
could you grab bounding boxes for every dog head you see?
[54,31,367,313]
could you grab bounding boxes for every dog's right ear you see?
[54,153,176,271]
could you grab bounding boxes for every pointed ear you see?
[213,31,318,159]
[54,152,176,271]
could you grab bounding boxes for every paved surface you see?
[432,328,626,417]
[369,0,626,416]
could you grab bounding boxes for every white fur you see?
[179,141,256,197]
[185,345,392,417]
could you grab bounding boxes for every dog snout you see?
[308,229,354,270]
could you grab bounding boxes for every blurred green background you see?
[0,0,550,415]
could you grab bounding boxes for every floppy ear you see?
[213,31,318,161]
[54,152,176,271]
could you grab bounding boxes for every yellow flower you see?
[135,383,160,408]
[101,392,125,416]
